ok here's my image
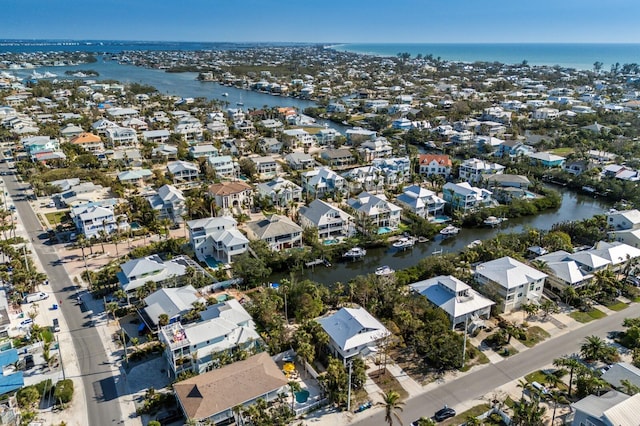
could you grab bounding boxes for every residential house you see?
[458,158,505,183]
[152,143,179,161]
[371,157,411,187]
[175,116,204,143]
[117,169,153,186]
[173,352,287,424]
[301,167,346,198]
[418,154,452,178]
[347,192,402,232]
[111,148,143,167]
[142,129,171,144]
[483,174,532,203]
[474,256,547,313]
[317,307,390,363]
[527,152,566,168]
[570,390,640,426]
[60,124,84,140]
[495,140,535,158]
[208,181,253,215]
[258,137,282,154]
[245,215,303,251]
[607,209,640,248]
[147,184,187,224]
[315,128,340,146]
[410,275,494,330]
[256,177,302,208]
[284,152,315,170]
[206,155,237,180]
[104,126,138,147]
[358,137,393,161]
[117,254,201,293]
[346,127,376,144]
[57,182,111,207]
[534,250,596,292]
[251,156,279,177]
[71,203,127,239]
[396,184,446,218]
[69,132,104,154]
[282,129,316,149]
[0,348,24,396]
[141,285,205,329]
[91,118,117,136]
[187,216,249,264]
[298,199,354,240]
[189,145,219,159]
[602,362,640,391]
[160,299,263,376]
[531,107,560,120]
[481,106,512,124]
[341,166,385,194]
[442,182,494,212]
[321,148,355,168]
[167,160,199,184]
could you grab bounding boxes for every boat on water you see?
[467,240,482,249]
[343,247,367,259]
[417,236,429,243]
[483,216,505,227]
[392,237,415,249]
[222,93,229,97]
[375,265,395,276]
[42,71,57,78]
[29,71,44,79]
[440,225,460,236]
[236,102,244,106]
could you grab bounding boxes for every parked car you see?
[52,318,60,333]
[19,318,33,328]
[23,354,34,370]
[434,406,456,422]
[626,276,640,286]
[24,292,49,303]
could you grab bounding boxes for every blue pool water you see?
[323,239,339,245]
[525,191,538,199]
[377,227,392,235]
[130,222,141,230]
[295,390,310,403]
[205,257,223,269]
[430,216,451,224]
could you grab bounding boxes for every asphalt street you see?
[1,164,124,426]
[355,302,640,425]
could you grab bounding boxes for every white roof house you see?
[410,276,494,329]
[117,254,190,293]
[298,199,354,240]
[187,216,249,264]
[571,391,640,426]
[317,307,390,361]
[396,184,446,218]
[475,256,547,313]
[143,285,205,328]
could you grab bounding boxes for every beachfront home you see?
[298,199,354,240]
[208,181,253,215]
[173,352,287,425]
[167,160,200,184]
[458,158,505,183]
[418,154,452,178]
[256,177,302,208]
[146,184,187,224]
[159,299,263,376]
[245,215,303,251]
[442,182,493,212]
[396,184,446,218]
[347,192,402,233]
[187,216,249,264]
[474,256,547,313]
[317,307,390,363]
[301,167,346,198]
[410,275,494,330]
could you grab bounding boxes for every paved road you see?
[1,167,124,426]
[355,303,640,425]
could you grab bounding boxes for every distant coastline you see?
[332,42,640,71]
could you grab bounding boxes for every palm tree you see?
[581,335,607,362]
[380,390,404,426]
[548,390,567,425]
[620,378,640,395]
[288,380,301,411]
[553,356,583,398]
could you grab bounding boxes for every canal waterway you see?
[272,185,611,286]
[12,59,350,133]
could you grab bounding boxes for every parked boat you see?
[392,237,416,249]
[343,247,367,259]
[417,236,429,243]
[236,102,244,106]
[222,92,229,97]
[466,240,482,249]
[375,265,395,276]
[483,216,504,227]
[440,225,460,236]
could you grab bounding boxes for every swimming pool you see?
[524,191,538,199]
[323,238,339,245]
[429,216,451,224]
[377,226,393,235]
[205,257,223,269]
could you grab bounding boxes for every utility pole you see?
[347,359,353,412]
[461,314,468,369]
[56,334,66,380]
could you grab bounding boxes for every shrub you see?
[35,379,54,397]
[54,379,74,404]
[17,386,40,408]
[148,422,161,426]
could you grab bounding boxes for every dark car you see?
[24,354,34,370]
[156,409,182,425]
[434,406,456,422]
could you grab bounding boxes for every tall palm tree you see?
[581,335,607,362]
[288,380,301,411]
[553,356,583,398]
[380,390,404,426]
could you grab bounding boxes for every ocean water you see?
[331,43,640,71]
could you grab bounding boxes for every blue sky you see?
[1,0,639,43]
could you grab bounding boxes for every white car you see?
[19,318,33,328]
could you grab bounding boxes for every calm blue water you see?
[332,43,640,70]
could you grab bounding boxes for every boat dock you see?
[305,258,331,268]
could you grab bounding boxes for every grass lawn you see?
[44,211,69,226]
[498,345,519,357]
[607,302,629,311]
[461,346,490,372]
[519,326,551,348]
[570,308,607,323]
[441,403,491,426]
[524,370,569,391]
[369,368,408,401]
[550,147,575,156]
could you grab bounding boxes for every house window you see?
[517,293,523,298]
[529,284,535,291]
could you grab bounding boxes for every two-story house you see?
[347,192,402,233]
[607,209,640,248]
[418,154,452,178]
[207,155,238,179]
[69,132,105,154]
[147,184,187,224]
[187,216,249,264]
[104,126,138,147]
[396,184,446,218]
[71,203,127,239]
[301,167,346,198]
[245,214,303,251]
[256,177,302,208]
[167,160,200,184]
[298,199,354,240]
[442,182,494,212]
[458,158,505,183]
[208,182,253,215]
